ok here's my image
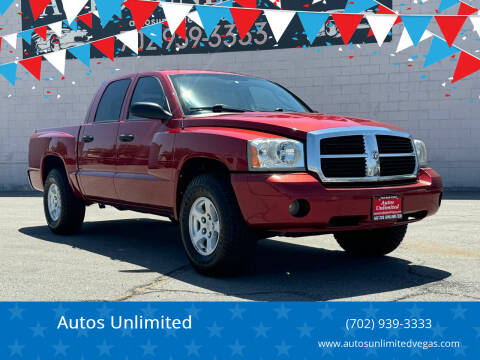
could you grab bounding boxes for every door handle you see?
[119,134,135,142]
[81,135,94,143]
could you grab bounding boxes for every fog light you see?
[289,199,310,218]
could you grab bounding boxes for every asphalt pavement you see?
[1,192,479,301]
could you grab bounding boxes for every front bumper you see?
[231,168,442,234]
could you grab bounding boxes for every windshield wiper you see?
[189,104,253,113]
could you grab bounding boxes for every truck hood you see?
[181,112,405,139]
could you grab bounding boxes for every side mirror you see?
[130,102,172,121]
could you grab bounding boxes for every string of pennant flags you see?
[1,0,480,87]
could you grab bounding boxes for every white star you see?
[9,340,25,356]
[362,303,379,318]
[342,325,356,338]
[229,304,246,319]
[30,322,47,337]
[387,326,400,338]
[96,304,113,318]
[454,344,468,356]
[407,303,424,318]
[275,340,292,356]
[318,304,335,320]
[185,304,202,319]
[165,328,177,338]
[185,340,202,356]
[253,322,270,338]
[8,304,25,319]
[451,304,467,319]
[229,339,245,356]
[53,340,69,356]
[297,323,314,338]
[97,340,114,356]
[141,339,157,356]
[207,322,223,338]
[274,304,291,319]
[141,304,157,317]
[52,304,69,319]
[431,322,447,338]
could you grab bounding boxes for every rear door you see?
[77,78,132,200]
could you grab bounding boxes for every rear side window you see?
[128,76,169,120]
[94,79,131,122]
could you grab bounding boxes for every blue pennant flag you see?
[344,0,378,13]
[423,36,460,68]
[63,19,78,32]
[140,22,163,48]
[18,29,33,45]
[0,0,14,15]
[95,0,124,27]
[438,0,460,12]
[0,62,18,86]
[69,44,91,68]
[401,16,432,47]
[196,5,233,38]
[297,12,330,45]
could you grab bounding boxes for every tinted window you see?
[128,76,169,120]
[94,79,131,122]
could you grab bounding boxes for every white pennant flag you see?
[161,3,192,34]
[116,30,139,54]
[44,49,66,75]
[263,10,296,43]
[63,0,89,24]
[187,10,204,29]
[366,14,397,47]
[470,16,480,37]
[3,33,17,49]
[396,27,433,53]
[49,21,63,37]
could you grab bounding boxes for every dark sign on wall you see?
[21,0,392,60]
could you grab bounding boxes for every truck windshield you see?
[169,73,311,116]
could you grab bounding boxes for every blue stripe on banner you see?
[0,302,477,359]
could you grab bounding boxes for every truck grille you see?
[307,127,418,184]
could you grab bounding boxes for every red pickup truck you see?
[28,70,442,276]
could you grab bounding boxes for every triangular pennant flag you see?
[297,12,329,44]
[344,0,377,13]
[196,5,232,38]
[0,62,17,86]
[124,0,159,32]
[18,29,33,45]
[44,49,66,74]
[219,0,234,6]
[267,0,281,8]
[368,5,400,37]
[366,14,397,46]
[95,0,124,26]
[175,18,187,39]
[331,14,363,45]
[140,22,163,48]
[435,16,467,47]
[235,0,257,8]
[28,0,51,20]
[229,8,262,39]
[458,2,478,15]
[20,56,42,80]
[78,13,93,28]
[438,0,459,12]
[401,15,432,47]
[396,28,432,53]
[263,10,295,42]
[63,0,88,25]
[92,36,115,61]
[68,43,91,67]
[34,26,48,41]
[64,19,77,32]
[0,37,2,54]
[49,21,63,37]
[470,16,480,36]
[116,30,139,54]
[187,10,204,29]
[161,3,193,35]
[0,0,15,15]
[452,51,480,83]
[3,33,17,49]
[423,36,460,67]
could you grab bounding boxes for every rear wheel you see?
[43,169,85,234]
[334,225,407,256]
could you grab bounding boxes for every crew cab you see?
[28,70,442,276]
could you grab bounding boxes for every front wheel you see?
[179,173,256,276]
[334,225,408,256]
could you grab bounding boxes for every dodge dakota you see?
[28,70,442,276]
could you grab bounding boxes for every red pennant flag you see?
[331,14,364,45]
[435,16,467,47]
[20,56,42,80]
[230,8,262,39]
[28,0,52,20]
[457,2,478,15]
[124,0,160,32]
[0,37,2,54]
[92,37,115,61]
[175,18,187,40]
[452,51,480,83]
[235,0,257,8]
[34,26,48,41]
[78,13,93,28]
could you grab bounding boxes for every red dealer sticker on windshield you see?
[372,195,403,221]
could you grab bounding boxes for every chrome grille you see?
[307,127,418,183]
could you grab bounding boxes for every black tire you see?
[43,168,85,234]
[334,224,407,256]
[179,173,256,276]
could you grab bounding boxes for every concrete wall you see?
[1,0,479,190]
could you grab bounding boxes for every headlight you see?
[248,138,305,171]
[414,139,428,168]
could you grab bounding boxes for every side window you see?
[128,76,169,120]
[94,79,131,123]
